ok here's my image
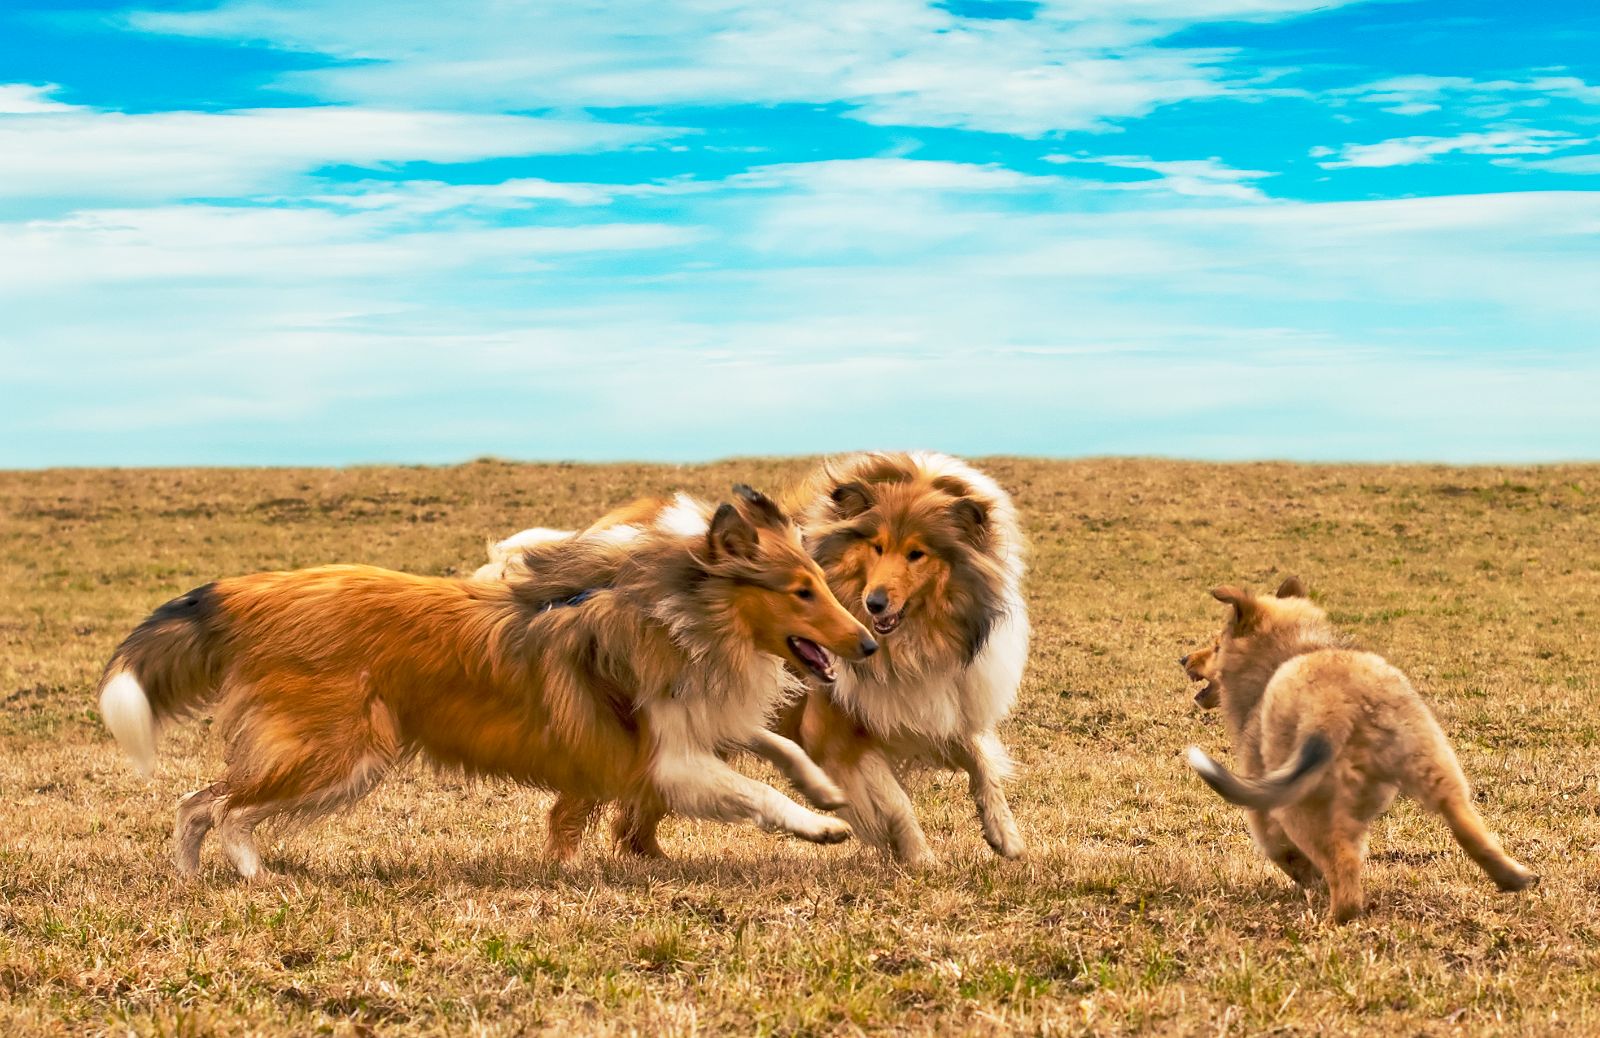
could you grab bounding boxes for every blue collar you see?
[537,587,604,614]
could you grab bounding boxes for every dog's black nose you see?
[859,634,878,658]
[1179,654,1190,668]
[865,588,889,615]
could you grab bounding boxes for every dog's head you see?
[1179,640,1223,708]
[705,484,876,683]
[810,476,1001,649]
[1197,575,1327,691]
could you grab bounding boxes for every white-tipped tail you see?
[99,671,157,778]
[1186,745,1221,780]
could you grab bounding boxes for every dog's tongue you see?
[792,637,832,673]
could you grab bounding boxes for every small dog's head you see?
[1183,576,1321,707]
[1179,641,1222,708]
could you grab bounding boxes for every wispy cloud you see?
[0,85,668,206]
[1311,128,1587,169]
[124,0,1371,135]
[1044,153,1272,199]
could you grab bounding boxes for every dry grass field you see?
[2,458,1598,1036]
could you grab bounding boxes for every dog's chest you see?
[835,607,1027,745]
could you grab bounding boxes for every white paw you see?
[799,815,853,845]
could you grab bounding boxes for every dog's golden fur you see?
[97,486,874,879]
[1183,577,1537,922]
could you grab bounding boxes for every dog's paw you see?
[1495,865,1539,892]
[801,816,853,845]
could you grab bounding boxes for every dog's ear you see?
[1275,575,1308,599]
[949,498,989,546]
[732,483,787,530]
[1211,585,1263,632]
[829,481,873,519]
[708,502,760,561]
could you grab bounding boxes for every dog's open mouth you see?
[871,610,903,636]
[788,636,838,683]
[1191,680,1220,708]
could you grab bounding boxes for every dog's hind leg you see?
[951,732,1025,860]
[1278,798,1368,923]
[1404,749,1538,892]
[212,798,280,881]
[546,795,601,863]
[174,783,224,877]
[612,796,668,859]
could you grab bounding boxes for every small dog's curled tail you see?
[1186,734,1334,810]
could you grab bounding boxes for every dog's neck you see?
[503,530,793,706]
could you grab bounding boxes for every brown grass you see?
[2,458,1597,1036]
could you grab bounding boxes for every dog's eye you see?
[906,550,925,562]
[871,544,884,556]
[795,587,814,601]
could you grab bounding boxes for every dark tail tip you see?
[1294,733,1334,780]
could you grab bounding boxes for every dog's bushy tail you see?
[96,583,229,778]
[1186,734,1333,810]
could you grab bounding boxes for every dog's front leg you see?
[952,732,1026,859]
[799,690,933,864]
[649,746,851,844]
[744,729,847,810]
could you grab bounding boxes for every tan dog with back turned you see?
[1183,577,1537,922]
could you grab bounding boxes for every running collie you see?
[480,453,1030,865]
[96,486,876,879]
[788,452,1030,864]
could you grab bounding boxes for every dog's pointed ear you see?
[829,481,872,519]
[1211,585,1262,631]
[1275,575,1308,599]
[708,502,759,561]
[950,497,989,546]
[732,483,787,530]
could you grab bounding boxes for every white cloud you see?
[0,83,76,114]
[1045,153,1271,199]
[1313,128,1586,169]
[1334,73,1600,116]
[0,204,699,293]
[0,96,668,204]
[1508,153,1600,175]
[123,0,1373,135]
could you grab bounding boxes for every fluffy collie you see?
[481,452,1030,865]
[477,491,860,857]
[97,486,875,879]
[786,452,1029,864]
[1183,577,1537,922]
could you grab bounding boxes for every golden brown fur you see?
[1183,577,1538,922]
[98,486,875,879]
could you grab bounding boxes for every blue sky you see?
[2,0,1597,466]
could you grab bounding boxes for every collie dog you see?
[96,486,875,879]
[481,453,1030,865]
[1183,577,1536,921]
[786,452,1029,864]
